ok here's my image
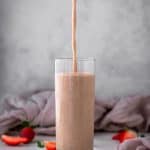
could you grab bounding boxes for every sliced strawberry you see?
[112,130,137,143]
[112,131,126,142]
[112,131,124,141]
[20,127,35,143]
[44,141,56,150]
[1,135,28,146]
[123,130,137,141]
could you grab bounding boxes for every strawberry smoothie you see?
[55,72,95,150]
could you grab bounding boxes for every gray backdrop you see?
[0,0,150,99]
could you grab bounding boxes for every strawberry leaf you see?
[37,141,45,148]
[21,121,31,127]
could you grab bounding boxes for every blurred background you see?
[0,0,150,99]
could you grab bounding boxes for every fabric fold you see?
[0,90,150,136]
[119,137,150,150]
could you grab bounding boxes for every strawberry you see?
[1,135,28,146]
[20,127,35,143]
[44,141,56,150]
[112,129,137,143]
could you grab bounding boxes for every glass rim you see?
[55,57,96,62]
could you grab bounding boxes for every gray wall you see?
[0,0,150,99]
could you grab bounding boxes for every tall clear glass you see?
[55,58,95,150]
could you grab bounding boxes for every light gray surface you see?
[0,133,117,150]
[0,0,150,99]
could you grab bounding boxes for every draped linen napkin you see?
[119,137,150,150]
[0,90,150,150]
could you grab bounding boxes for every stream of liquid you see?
[72,0,78,72]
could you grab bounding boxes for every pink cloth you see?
[0,90,150,150]
[119,137,150,150]
[0,90,56,135]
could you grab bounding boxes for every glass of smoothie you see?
[55,58,95,150]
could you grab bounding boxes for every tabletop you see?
[0,133,118,150]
